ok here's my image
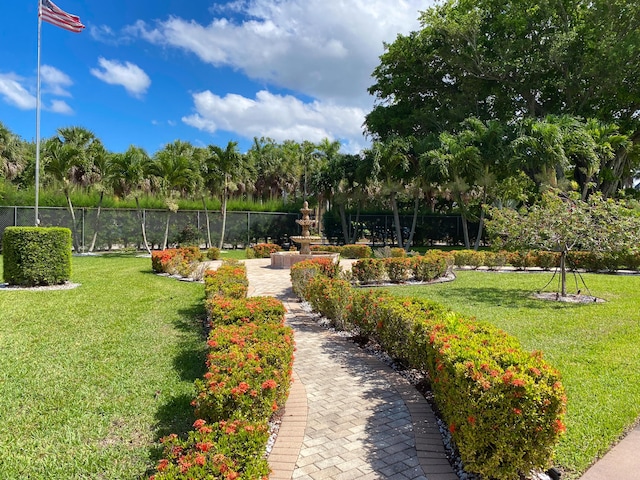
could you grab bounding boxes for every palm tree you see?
[149,140,198,249]
[208,141,242,249]
[107,146,153,254]
[0,122,27,182]
[366,136,412,248]
[42,137,83,251]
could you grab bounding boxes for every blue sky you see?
[0,1,433,155]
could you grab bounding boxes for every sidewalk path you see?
[243,259,457,480]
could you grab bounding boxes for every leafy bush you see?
[250,243,282,258]
[412,251,451,281]
[341,244,372,259]
[206,247,220,260]
[151,247,204,274]
[453,249,486,269]
[304,275,354,329]
[507,251,535,270]
[351,258,386,284]
[2,227,72,286]
[484,251,508,270]
[310,244,342,254]
[290,258,340,297]
[152,419,270,480]
[175,224,202,247]
[530,250,560,270]
[384,257,413,282]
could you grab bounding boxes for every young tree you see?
[486,190,640,296]
[208,141,242,249]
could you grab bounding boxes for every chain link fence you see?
[0,206,479,252]
[0,206,300,252]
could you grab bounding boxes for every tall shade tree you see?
[149,140,198,249]
[107,146,153,254]
[366,0,640,195]
[86,140,110,252]
[208,141,242,249]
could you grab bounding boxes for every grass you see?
[0,255,207,479]
[386,270,640,479]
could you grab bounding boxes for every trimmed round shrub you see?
[3,227,72,286]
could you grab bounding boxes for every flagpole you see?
[35,0,42,226]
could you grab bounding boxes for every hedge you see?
[2,226,72,286]
[453,249,640,272]
[350,251,452,285]
[290,259,567,480]
[151,260,294,480]
[151,247,204,275]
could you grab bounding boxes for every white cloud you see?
[41,65,73,97]
[48,99,73,114]
[182,89,366,145]
[130,0,428,107]
[90,57,151,98]
[0,73,36,110]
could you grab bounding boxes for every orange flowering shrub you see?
[250,243,282,258]
[151,419,270,480]
[206,296,286,326]
[204,262,248,299]
[193,322,294,422]
[151,247,204,274]
[341,244,373,259]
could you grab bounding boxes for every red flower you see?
[449,423,456,434]
[554,418,567,434]
[195,455,206,466]
[513,408,522,415]
[261,379,277,390]
[157,459,169,472]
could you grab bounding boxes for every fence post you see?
[247,212,250,246]
[14,206,17,227]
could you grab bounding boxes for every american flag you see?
[39,0,85,33]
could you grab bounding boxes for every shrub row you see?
[151,263,294,480]
[290,259,567,480]
[453,249,640,272]
[351,251,452,284]
[310,243,373,258]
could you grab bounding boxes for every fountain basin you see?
[270,251,340,269]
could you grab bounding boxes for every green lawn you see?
[387,270,640,479]
[0,255,207,479]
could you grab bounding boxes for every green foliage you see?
[453,250,486,269]
[384,257,413,282]
[2,226,71,286]
[153,419,270,480]
[351,258,386,284]
[412,251,452,280]
[205,247,220,260]
[175,224,202,247]
[340,244,372,259]
[250,243,281,258]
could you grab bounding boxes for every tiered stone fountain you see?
[270,201,339,269]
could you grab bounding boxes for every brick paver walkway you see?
[243,259,457,480]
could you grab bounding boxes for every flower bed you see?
[291,259,567,480]
[151,247,204,275]
[151,260,293,480]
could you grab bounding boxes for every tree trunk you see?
[560,250,567,297]
[474,208,486,251]
[390,191,403,249]
[350,202,362,244]
[218,175,228,250]
[339,203,350,244]
[88,190,103,253]
[136,197,152,254]
[65,191,81,253]
[405,192,420,252]
[202,196,212,248]
[461,214,471,249]
[162,210,171,250]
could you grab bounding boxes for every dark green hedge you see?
[2,227,72,286]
